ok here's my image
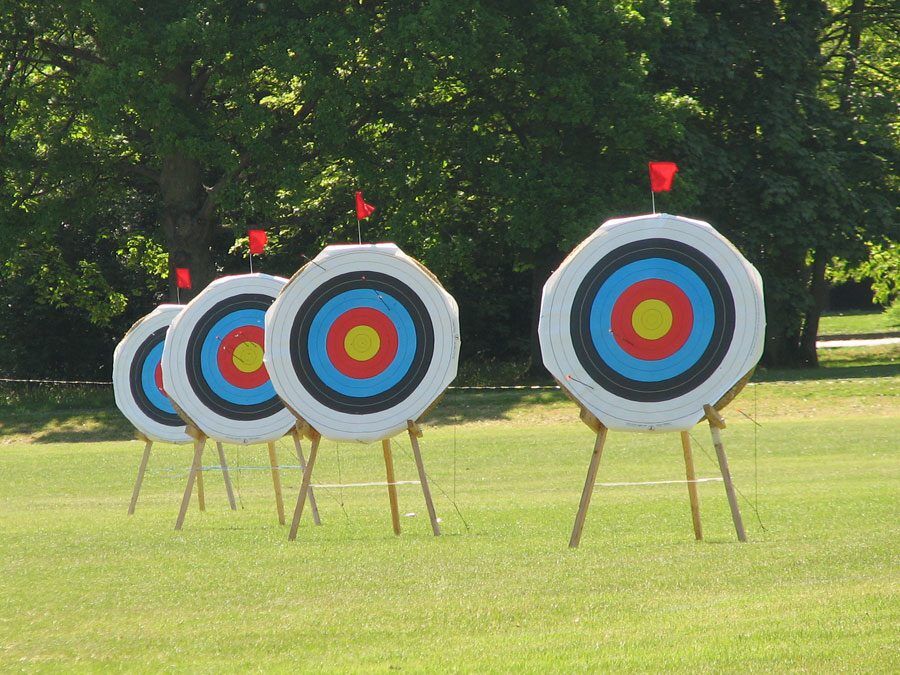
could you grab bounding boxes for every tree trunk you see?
[160,153,215,303]
[799,248,830,367]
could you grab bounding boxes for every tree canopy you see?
[1,0,896,380]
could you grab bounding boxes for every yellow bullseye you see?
[232,341,264,372]
[344,325,381,361]
[632,299,673,340]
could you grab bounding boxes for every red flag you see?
[355,191,376,220]
[248,229,267,255]
[175,268,192,289]
[648,161,679,192]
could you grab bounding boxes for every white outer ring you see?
[265,243,460,443]
[162,273,296,445]
[539,213,765,432]
[113,304,192,444]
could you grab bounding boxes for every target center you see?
[232,341,264,372]
[344,325,381,361]
[632,299,673,340]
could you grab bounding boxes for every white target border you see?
[539,213,765,432]
[265,243,461,443]
[161,273,296,445]
[113,304,192,444]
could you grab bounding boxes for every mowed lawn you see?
[1,348,898,671]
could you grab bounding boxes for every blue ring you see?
[141,341,177,414]
[307,289,416,398]
[589,258,714,382]
[199,309,277,405]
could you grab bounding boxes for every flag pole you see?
[651,190,656,214]
[357,217,362,245]
[176,286,181,304]
[249,251,253,274]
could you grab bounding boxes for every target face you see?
[265,243,460,442]
[539,214,765,431]
[161,274,296,445]
[113,305,191,444]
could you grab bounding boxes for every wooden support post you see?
[703,404,747,542]
[569,425,608,549]
[216,442,237,511]
[128,436,153,515]
[266,441,286,526]
[680,431,703,541]
[382,439,402,535]
[175,436,206,530]
[290,429,320,526]
[288,430,321,540]
[195,458,206,511]
[407,421,440,536]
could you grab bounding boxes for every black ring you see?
[129,327,183,427]
[570,238,735,402]
[185,294,285,421]
[289,271,435,415]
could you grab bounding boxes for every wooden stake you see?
[407,421,440,536]
[288,431,320,540]
[382,439,401,535]
[680,431,703,541]
[195,455,206,511]
[215,442,237,511]
[266,441,285,525]
[569,426,608,548]
[290,429,320,526]
[128,437,153,515]
[175,437,206,530]
[703,404,747,542]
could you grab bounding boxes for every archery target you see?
[113,305,191,444]
[539,213,765,432]
[161,274,295,445]
[265,243,460,442]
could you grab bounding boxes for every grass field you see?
[1,346,898,671]
[819,308,898,336]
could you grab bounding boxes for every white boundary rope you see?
[596,477,723,488]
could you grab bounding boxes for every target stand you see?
[160,273,321,531]
[173,415,321,531]
[567,391,748,549]
[286,417,440,540]
[113,305,237,516]
[539,214,765,548]
[265,243,460,541]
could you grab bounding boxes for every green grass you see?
[1,350,898,671]
[819,308,897,336]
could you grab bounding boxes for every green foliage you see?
[828,241,900,304]
[0,0,896,377]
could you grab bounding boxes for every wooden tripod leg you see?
[569,427,608,549]
[195,456,206,511]
[216,442,237,511]
[128,438,153,515]
[176,437,206,530]
[704,405,746,542]
[680,431,703,541]
[289,433,320,540]
[382,439,401,535]
[290,430,320,525]
[267,442,286,525]
[407,422,440,536]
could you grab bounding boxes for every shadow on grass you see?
[754,362,900,382]
[0,409,133,444]
[2,344,897,442]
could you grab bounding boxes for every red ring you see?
[154,362,166,396]
[217,325,270,389]
[325,307,398,379]
[610,279,692,360]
